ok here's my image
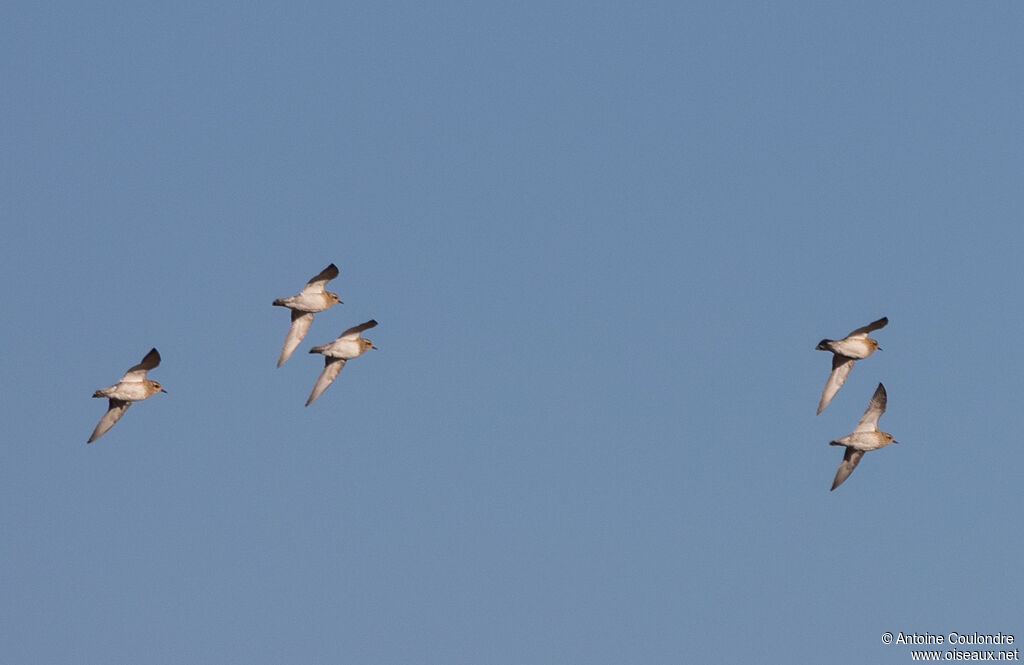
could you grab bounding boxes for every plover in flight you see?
[273,263,342,367]
[88,348,166,443]
[305,320,378,406]
[816,316,888,414]
[828,382,897,491]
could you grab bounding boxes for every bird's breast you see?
[104,382,153,402]
[277,293,334,313]
[323,339,363,359]
[830,338,876,359]
[841,431,891,451]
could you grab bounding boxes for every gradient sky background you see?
[2,2,1022,663]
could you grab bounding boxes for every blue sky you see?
[2,2,1022,663]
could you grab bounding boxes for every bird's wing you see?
[300,263,339,295]
[119,348,159,383]
[848,316,888,338]
[831,448,865,491]
[278,311,315,367]
[817,355,854,414]
[338,319,378,340]
[306,357,346,406]
[121,348,161,382]
[854,383,887,432]
[87,399,131,443]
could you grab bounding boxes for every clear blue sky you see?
[2,2,1022,663]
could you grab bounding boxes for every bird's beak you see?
[892,440,898,444]
[161,388,168,393]
[877,346,883,351]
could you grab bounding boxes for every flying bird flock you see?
[815,317,897,490]
[87,263,377,443]
[87,295,893,492]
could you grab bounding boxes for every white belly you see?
[98,381,152,402]
[324,339,363,360]
[280,292,333,313]
[830,338,875,359]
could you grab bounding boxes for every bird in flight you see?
[828,382,898,491]
[305,319,378,406]
[273,263,342,367]
[815,316,888,414]
[88,348,166,443]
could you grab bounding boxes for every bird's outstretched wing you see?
[817,355,854,414]
[88,399,131,443]
[306,357,347,406]
[300,263,339,295]
[854,383,887,432]
[831,448,864,491]
[122,348,160,382]
[278,311,315,367]
[848,316,888,338]
[338,319,378,341]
